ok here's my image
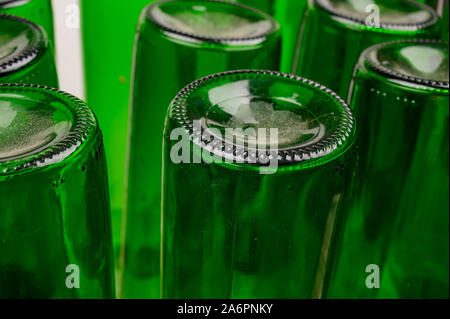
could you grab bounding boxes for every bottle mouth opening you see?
[0,84,98,175]
[169,70,356,168]
[363,39,449,90]
[0,14,46,76]
[0,0,31,9]
[316,0,438,31]
[147,0,279,44]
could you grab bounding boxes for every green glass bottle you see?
[274,0,308,73]
[0,84,115,298]
[0,0,54,49]
[327,39,449,298]
[295,0,440,98]
[162,70,357,298]
[123,0,281,299]
[0,13,58,87]
[80,0,155,276]
[442,1,449,41]
[229,0,308,73]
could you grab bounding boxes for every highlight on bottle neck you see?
[0,0,32,9]
[146,0,279,45]
[167,70,356,173]
[0,84,98,175]
[362,39,449,90]
[316,0,439,31]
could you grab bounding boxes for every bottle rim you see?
[0,84,98,176]
[146,0,280,45]
[169,70,356,169]
[362,39,449,91]
[315,0,439,32]
[0,0,31,9]
[0,13,47,76]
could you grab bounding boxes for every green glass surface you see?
[0,0,54,49]
[0,84,115,298]
[80,0,155,279]
[229,0,308,73]
[0,13,58,87]
[416,0,434,5]
[327,40,449,298]
[123,0,281,299]
[416,0,441,10]
[295,0,440,98]
[162,70,358,298]
[442,1,449,41]
[232,0,274,14]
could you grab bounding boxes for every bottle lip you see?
[0,84,98,176]
[315,0,439,32]
[169,70,356,168]
[362,39,449,91]
[0,13,47,76]
[0,0,31,9]
[146,0,280,45]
